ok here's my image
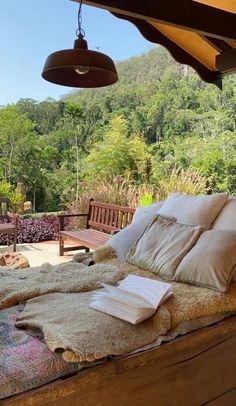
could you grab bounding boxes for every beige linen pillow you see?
[126,215,203,279]
[211,196,236,283]
[158,192,228,229]
[175,230,236,292]
[107,202,164,262]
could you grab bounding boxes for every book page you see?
[118,275,172,309]
[100,283,153,308]
[90,299,156,325]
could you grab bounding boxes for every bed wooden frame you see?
[1,315,236,406]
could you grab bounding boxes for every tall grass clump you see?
[63,168,207,216]
[157,167,207,200]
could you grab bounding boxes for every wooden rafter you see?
[216,49,236,73]
[112,13,222,89]
[79,0,236,41]
[203,36,233,53]
[71,0,236,86]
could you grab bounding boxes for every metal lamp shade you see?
[42,47,118,88]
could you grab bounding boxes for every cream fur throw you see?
[16,291,171,363]
[93,244,115,263]
[99,256,236,329]
[0,262,123,309]
[73,252,94,266]
[15,247,236,364]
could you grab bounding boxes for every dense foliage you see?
[0,181,23,210]
[0,46,235,211]
[0,215,59,245]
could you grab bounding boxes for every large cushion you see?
[158,192,228,229]
[211,196,236,283]
[126,216,203,279]
[212,196,236,230]
[175,230,236,292]
[232,266,236,284]
[107,202,163,262]
[131,201,163,223]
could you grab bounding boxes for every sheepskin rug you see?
[0,262,123,308]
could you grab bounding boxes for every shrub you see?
[61,167,207,217]
[139,193,155,207]
[0,215,59,245]
[0,180,24,212]
[21,211,64,220]
[157,167,207,199]
[75,177,158,211]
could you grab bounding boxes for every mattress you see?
[0,305,81,400]
[1,304,235,400]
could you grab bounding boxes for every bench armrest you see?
[58,213,88,232]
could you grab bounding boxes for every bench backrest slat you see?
[87,199,135,233]
[97,207,102,223]
[101,208,106,224]
[109,209,114,227]
[113,210,119,228]
[123,212,128,228]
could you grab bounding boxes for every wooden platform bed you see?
[2,315,236,406]
[3,191,236,405]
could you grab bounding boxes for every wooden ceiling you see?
[73,0,236,88]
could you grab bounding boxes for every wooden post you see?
[59,216,65,256]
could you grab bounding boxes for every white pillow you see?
[211,196,236,284]
[132,201,163,223]
[158,192,228,229]
[212,196,236,231]
[107,202,163,262]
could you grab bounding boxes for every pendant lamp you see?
[42,0,118,88]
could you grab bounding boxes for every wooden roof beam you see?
[76,0,236,41]
[216,49,236,73]
[203,36,233,53]
[112,13,222,89]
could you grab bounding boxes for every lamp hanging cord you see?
[76,0,85,38]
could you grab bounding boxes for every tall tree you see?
[84,116,148,182]
[0,105,33,182]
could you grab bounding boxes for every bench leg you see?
[13,232,17,252]
[59,235,64,256]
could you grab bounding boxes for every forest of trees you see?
[0,46,235,212]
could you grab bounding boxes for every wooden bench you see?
[58,198,135,256]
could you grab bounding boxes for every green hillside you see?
[0,46,235,211]
[64,46,178,102]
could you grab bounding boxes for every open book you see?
[90,275,173,325]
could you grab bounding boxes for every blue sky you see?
[0,0,154,106]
